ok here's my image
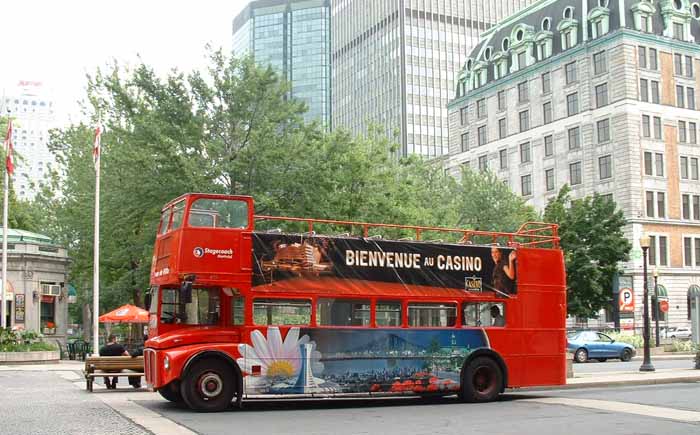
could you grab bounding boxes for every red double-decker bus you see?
[144,193,566,412]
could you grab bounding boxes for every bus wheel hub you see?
[199,373,223,398]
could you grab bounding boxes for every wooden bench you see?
[84,356,144,392]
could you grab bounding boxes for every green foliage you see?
[667,339,695,353]
[604,331,644,349]
[0,328,56,352]
[544,185,631,318]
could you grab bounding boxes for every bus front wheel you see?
[157,381,182,403]
[460,356,503,403]
[180,359,236,412]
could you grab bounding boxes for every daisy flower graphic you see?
[237,327,324,390]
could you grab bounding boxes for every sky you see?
[1,0,248,124]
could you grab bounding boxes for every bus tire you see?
[459,356,503,403]
[157,381,182,403]
[180,359,236,412]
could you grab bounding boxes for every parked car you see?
[567,331,636,363]
[668,327,692,339]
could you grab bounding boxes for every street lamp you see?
[639,235,655,372]
[653,268,660,348]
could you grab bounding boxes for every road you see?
[573,358,695,374]
[1,367,698,435]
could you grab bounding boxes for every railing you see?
[254,215,559,249]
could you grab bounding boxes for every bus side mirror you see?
[180,281,193,304]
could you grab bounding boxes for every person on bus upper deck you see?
[99,334,129,389]
[490,305,505,327]
[490,246,516,295]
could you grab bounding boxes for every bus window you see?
[253,299,311,325]
[231,297,244,325]
[317,299,370,326]
[408,303,457,327]
[376,301,402,326]
[188,198,249,229]
[170,201,186,230]
[463,302,505,327]
[158,208,172,235]
[160,287,220,325]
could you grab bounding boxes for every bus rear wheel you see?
[158,381,182,403]
[460,356,502,403]
[180,359,236,412]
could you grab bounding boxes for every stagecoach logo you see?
[193,246,234,259]
[464,276,482,292]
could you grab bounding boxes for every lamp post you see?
[653,268,660,348]
[639,235,655,372]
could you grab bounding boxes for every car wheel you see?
[180,359,236,412]
[620,349,633,362]
[459,356,503,403]
[574,348,588,363]
[596,358,607,362]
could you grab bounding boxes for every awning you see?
[648,282,668,298]
[689,284,700,298]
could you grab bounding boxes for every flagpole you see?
[1,166,8,329]
[92,127,101,356]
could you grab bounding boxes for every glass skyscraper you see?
[233,0,331,127]
[331,0,534,157]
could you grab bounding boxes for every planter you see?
[0,350,60,364]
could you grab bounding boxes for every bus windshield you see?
[188,198,249,229]
[160,287,221,325]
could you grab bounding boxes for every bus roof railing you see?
[253,215,559,249]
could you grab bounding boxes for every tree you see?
[544,185,631,318]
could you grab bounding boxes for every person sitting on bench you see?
[99,334,129,389]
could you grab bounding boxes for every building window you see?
[542,72,551,94]
[683,194,691,219]
[651,81,660,103]
[499,149,508,169]
[517,51,527,70]
[599,155,612,180]
[679,120,687,143]
[593,51,607,75]
[521,174,532,196]
[677,85,686,108]
[640,78,649,102]
[642,115,651,137]
[518,81,529,103]
[544,134,553,157]
[477,98,486,118]
[653,116,662,139]
[692,157,699,180]
[519,110,529,132]
[675,53,683,76]
[690,122,697,143]
[497,118,507,139]
[694,195,700,220]
[643,152,653,176]
[639,46,647,68]
[673,22,684,40]
[568,126,581,150]
[460,107,468,125]
[646,191,655,217]
[478,155,488,172]
[520,142,531,163]
[657,192,666,218]
[477,126,486,146]
[655,152,664,177]
[595,83,609,107]
[686,55,694,77]
[570,161,582,185]
[545,168,555,191]
[567,93,579,116]
[565,61,577,84]
[648,235,668,266]
[543,102,552,124]
[461,132,469,152]
[649,48,658,70]
[597,119,610,143]
[688,88,695,110]
[681,156,689,179]
[497,90,506,111]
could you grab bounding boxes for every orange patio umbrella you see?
[99,304,149,323]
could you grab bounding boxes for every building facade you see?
[1,229,71,345]
[447,0,700,331]
[332,0,534,157]
[233,0,332,127]
[1,81,56,200]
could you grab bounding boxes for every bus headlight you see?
[163,355,170,370]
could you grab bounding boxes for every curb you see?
[512,375,700,392]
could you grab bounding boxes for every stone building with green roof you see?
[1,228,71,345]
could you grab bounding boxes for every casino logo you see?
[193,247,204,258]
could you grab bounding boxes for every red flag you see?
[93,125,102,170]
[3,119,13,175]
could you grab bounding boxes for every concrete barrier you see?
[0,351,60,364]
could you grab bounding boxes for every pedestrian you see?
[99,334,129,389]
[490,305,505,327]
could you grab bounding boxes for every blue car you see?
[567,331,636,363]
